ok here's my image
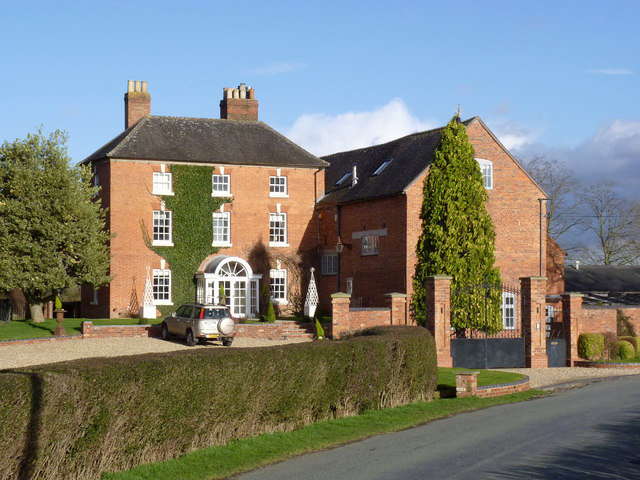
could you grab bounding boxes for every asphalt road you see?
[237,376,640,479]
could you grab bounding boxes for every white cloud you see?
[487,119,541,151]
[246,62,308,75]
[286,98,437,156]
[587,68,633,76]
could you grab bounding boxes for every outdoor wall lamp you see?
[336,236,352,254]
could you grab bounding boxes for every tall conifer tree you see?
[412,115,502,333]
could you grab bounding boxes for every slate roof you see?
[319,118,475,205]
[81,116,328,169]
[564,264,640,306]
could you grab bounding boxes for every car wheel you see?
[186,329,197,347]
[222,338,233,347]
[161,323,170,340]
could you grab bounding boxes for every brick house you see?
[80,81,327,318]
[316,117,549,324]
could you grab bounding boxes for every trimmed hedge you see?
[0,326,436,480]
[619,336,638,355]
[618,340,635,361]
[578,333,604,360]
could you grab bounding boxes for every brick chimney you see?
[124,80,150,129]
[220,83,258,121]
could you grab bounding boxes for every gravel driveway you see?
[0,336,311,370]
[2,337,639,389]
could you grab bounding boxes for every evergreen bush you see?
[619,336,638,355]
[0,326,436,480]
[266,302,276,323]
[617,309,636,337]
[577,333,604,360]
[618,340,636,361]
[412,115,501,332]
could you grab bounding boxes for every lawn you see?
[102,382,542,480]
[0,318,162,341]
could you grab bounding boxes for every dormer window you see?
[476,159,493,189]
[335,171,352,186]
[372,158,392,176]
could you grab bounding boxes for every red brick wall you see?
[317,196,408,308]
[546,235,566,296]
[466,120,547,284]
[330,294,406,338]
[579,307,618,334]
[86,160,323,318]
[124,92,150,129]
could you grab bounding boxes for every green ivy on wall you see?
[143,165,228,315]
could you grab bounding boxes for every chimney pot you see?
[124,80,151,129]
[220,83,258,121]
[575,260,580,270]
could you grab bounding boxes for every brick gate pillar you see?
[331,293,351,339]
[520,276,548,368]
[385,292,407,325]
[425,275,453,368]
[561,293,583,366]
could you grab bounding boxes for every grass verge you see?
[102,389,543,480]
[0,318,161,341]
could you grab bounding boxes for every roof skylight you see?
[372,158,392,176]
[335,171,352,186]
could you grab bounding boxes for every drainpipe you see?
[336,205,342,292]
[539,198,549,277]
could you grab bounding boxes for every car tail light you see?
[199,309,204,319]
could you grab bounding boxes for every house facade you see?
[80,81,550,326]
[80,82,327,318]
[316,118,548,324]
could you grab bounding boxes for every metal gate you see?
[450,283,525,369]
[546,319,566,367]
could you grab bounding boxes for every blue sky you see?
[2,0,639,197]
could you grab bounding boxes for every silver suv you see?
[161,303,236,347]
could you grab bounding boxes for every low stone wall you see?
[82,322,162,338]
[331,292,407,338]
[477,378,531,397]
[574,361,640,369]
[455,371,531,398]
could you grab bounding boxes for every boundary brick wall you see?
[619,307,640,334]
[331,293,406,338]
[579,307,617,334]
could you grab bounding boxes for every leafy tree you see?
[0,129,110,322]
[412,115,502,334]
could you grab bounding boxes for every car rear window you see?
[203,308,229,319]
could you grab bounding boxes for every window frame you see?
[269,212,288,246]
[361,235,379,256]
[152,269,172,305]
[212,174,231,197]
[476,158,493,190]
[501,292,516,330]
[212,211,231,247]
[269,268,287,304]
[152,210,173,246]
[269,175,288,197]
[152,172,173,195]
[321,254,339,275]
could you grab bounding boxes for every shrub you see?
[617,309,636,337]
[578,333,604,360]
[619,340,636,361]
[603,332,619,360]
[266,302,276,323]
[619,336,638,355]
[0,326,437,480]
